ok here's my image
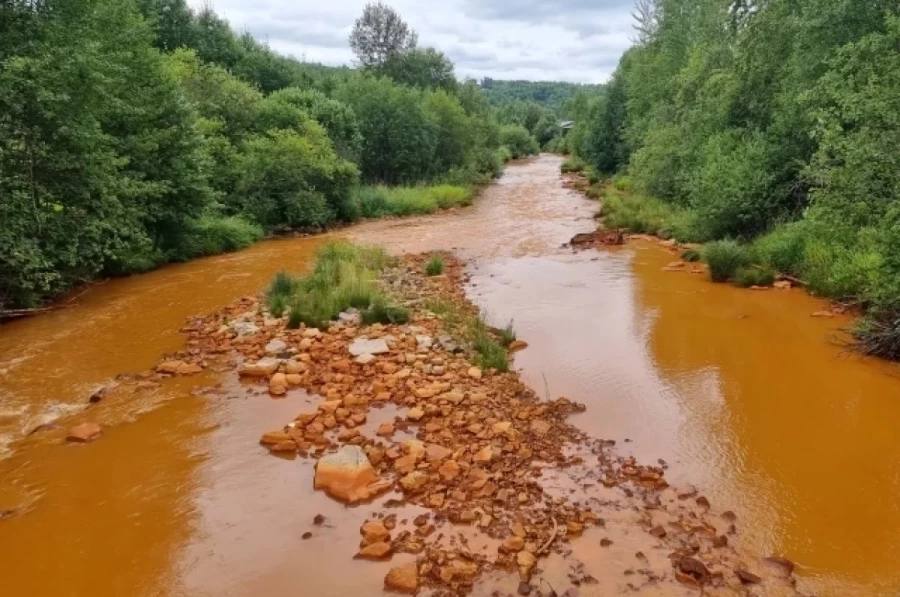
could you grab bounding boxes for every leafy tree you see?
[349,2,417,68]
[379,47,456,91]
[335,75,436,184]
[264,87,362,160]
[499,125,539,159]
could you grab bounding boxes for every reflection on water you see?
[0,155,897,596]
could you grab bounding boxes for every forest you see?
[566,0,900,357]
[0,0,559,311]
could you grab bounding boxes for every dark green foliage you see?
[681,249,701,263]
[361,298,409,325]
[379,48,456,91]
[470,317,509,372]
[734,265,776,288]
[499,125,539,159]
[425,255,444,276]
[479,79,600,112]
[704,240,750,283]
[560,157,585,173]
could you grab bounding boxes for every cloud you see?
[188,0,636,83]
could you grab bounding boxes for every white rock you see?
[415,335,433,351]
[355,353,376,365]
[264,339,287,354]
[231,320,259,336]
[349,337,390,357]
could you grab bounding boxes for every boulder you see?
[264,339,287,354]
[314,445,387,503]
[67,422,102,443]
[385,563,418,594]
[349,337,390,357]
[239,358,280,378]
[156,360,202,375]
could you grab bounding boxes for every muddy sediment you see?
[151,251,800,595]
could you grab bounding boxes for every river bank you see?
[0,156,897,595]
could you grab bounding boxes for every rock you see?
[649,525,667,538]
[425,443,451,462]
[358,541,392,559]
[66,422,102,443]
[773,280,792,290]
[415,335,433,351]
[438,459,460,481]
[500,536,525,553]
[735,569,761,584]
[239,358,280,378]
[811,310,835,318]
[302,328,322,338]
[407,407,425,421]
[376,422,395,437]
[467,366,482,379]
[474,445,493,463]
[349,338,390,357]
[314,445,386,503]
[675,556,711,585]
[355,353,376,365]
[529,419,551,436]
[399,471,428,493]
[384,563,418,594]
[264,339,287,354]
[338,310,361,325]
[269,372,288,396]
[516,550,536,580]
[231,320,259,336]
[156,360,202,375]
[764,556,795,576]
[259,430,292,445]
[508,340,528,352]
[361,520,391,543]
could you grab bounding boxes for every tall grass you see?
[703,240,750,282]
[265,241,407,328]
[352,184,473,219]
[601,188,699,241]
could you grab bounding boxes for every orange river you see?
[0,155,897,595]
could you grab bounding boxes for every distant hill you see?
[478,78,601,111]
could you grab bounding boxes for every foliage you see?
[734,265,776,288]
[379,47,456,91]
[560,157,586,173]
[480,79,601,112]
[352,184,473,218]
[425,255,444,276]
[349,1,417,68]
[703,240,750,283]
[601,188,698,241]
[469,316,509,372]
[499,125,539,159]
[272,241,404,329]
[235,128,359,230]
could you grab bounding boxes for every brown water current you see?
[0,154,898,595]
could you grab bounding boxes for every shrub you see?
[681,249,702,262]
[352,184,472,218]
[428,184,473,209]
[499,124,539,159]
[499,321,517,346]
[266,271,296,315]
[751,222,808,275]
[560,157,585,173]
[734,265,776,288]
[602,191,699,241]
[704,240,750,282]
[425,255,444,276]
[854,308,900,360]
[469,317,509,372]
[268,241,402,329]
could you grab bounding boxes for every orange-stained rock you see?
[361,520,391,544]
[407,407,425,421]
[238,358,280,377]
[156,360,202,375]
[500,535,524,553]
[385,563,418,593]
[259,430,291,445]
[425,443,451,462]
[399,471,428,493]
[438,459,460,481]
[376,422,395,437]
[358,541,392,559]
[467,366,482,379]
[269,372,288,396]
[314,445,386,503]
[67,422,102,443]
[508,340,528,352]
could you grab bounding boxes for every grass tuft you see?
[425,254,444,276]
[703,240,750,283]
[734,265,776,288]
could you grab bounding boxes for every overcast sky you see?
[186,0,637,83]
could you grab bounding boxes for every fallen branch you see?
[0,306,58,319]
[538,517,559,554]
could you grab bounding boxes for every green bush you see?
[270,241,405,329]
[561,157,585,173]
[352,184,472,218]
[499,124,539,159]
[469,317,509,372]
[734,265,776,288]
[681,249,702,262]
[751,222,808,275]
[704,240,750,283]
[602,190,699,241]
[184,215,263,258]
[425,255,444,276]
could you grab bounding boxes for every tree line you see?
[567,0,900,358]
[0,0,544,310]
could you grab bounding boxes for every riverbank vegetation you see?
[565,0,900,358]
[266,242,408,330]
[0,0,544,311]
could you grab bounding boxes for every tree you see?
[379,47,456,91]
[349,2,417,68]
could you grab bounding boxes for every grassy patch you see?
[470,316,509,372]
[425,254,444,276]
[561,157,586,173]
[681,248,701,262]
[352,184,473,218]
[424,298,510,372]
[703,240,750,283]
[265,241,406,329]
[601,186,699,241]
[734,265,776,288]
[499,320,516,346]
